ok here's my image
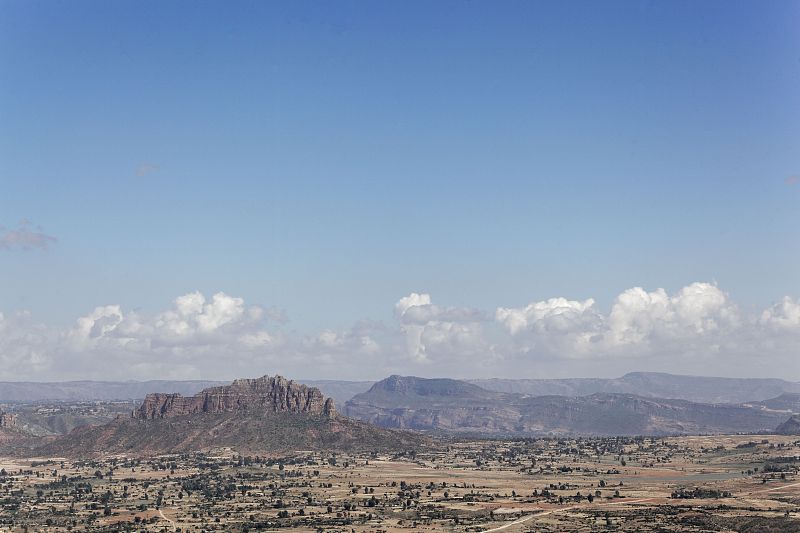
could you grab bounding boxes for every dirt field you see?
[1,434,798,531]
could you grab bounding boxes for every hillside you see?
[753,393,800,413]
[775,415,800,435]
[346,376,790,436]
[36,375,425,457]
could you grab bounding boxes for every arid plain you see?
[1,433,798,532]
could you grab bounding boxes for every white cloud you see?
[759,296,800,330]
[0,283,798,380]
[496,283,743,359]
[496,297,599,336]
[394,293,432,318]
[606,282,738,347]
[394,293,489,364]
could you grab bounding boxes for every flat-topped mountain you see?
[345,376,791,436]
[35,375,424,457]
[134,375,336,420]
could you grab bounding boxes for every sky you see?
[1,1,799,381]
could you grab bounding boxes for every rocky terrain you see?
[0,408,16,428]
[345,375,791,436]
[133,375,336,419]
[35,375,424,457]
[776,415,800,435]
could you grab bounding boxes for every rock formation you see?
[776,415,800,435]
[133,375,336,420]
[37,375,425,457]
[0,409,16,428]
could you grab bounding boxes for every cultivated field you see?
[1,434,798,532]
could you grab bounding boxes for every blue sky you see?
[1,1,798,380]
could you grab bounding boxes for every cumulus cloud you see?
[759,296,800,330]
[495,283,742,359]
[67,291,274,352]
[394,293,490,364]
[605,283,739,348]
[0,283,798,380]
[0,220,57,251]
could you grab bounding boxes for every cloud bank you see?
[1,283,799,381]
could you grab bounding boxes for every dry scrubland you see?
[0,435,798,532]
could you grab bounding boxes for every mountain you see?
[36,375,424,457]
[470,372,800,404]
[776,415,800,435]
[345,375,790,436]
[0,380,226,402]
[753,393,800,413]
[0,407,41,450]
[3,372,797,405]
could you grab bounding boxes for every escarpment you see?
[133,375,337,420]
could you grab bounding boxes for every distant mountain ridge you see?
[470,372,800,404]
[2,372,799,406]
[0,380,227,402]
[345,375,792,436]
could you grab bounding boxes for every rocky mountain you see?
[345,375,791,436]
[133,375,336,420]
[470,372,800,404]
[37,375,424,457]
[0,407,42,450]
[776,415,800,435]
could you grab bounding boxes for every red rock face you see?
[133,375,337,420]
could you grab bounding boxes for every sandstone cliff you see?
[133,375,336,420]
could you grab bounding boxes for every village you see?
[1,434,798,532]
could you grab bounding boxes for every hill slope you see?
[346,376,790,436]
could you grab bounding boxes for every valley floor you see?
[0,434,799,532]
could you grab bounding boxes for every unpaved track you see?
[482,480,800,532]
[158,508,176,531]
[481,498,655,532]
